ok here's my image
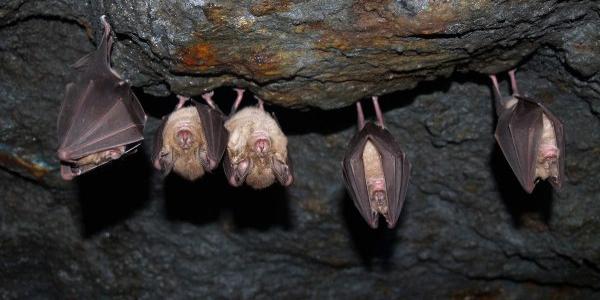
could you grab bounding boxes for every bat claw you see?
[176,95,190,109]
[201,91,217,109]
[231,88,245,113]
[254,96,265,110]
[371,96,385,128]
[100,15,111,32]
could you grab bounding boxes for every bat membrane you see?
[342,96,411,229]
[57,15,146,180]
[490,70,565,193]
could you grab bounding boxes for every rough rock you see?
[1,0,600,299]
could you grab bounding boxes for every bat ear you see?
[272,157,293,186]
[154,151,174,176]
[198,150,218,172]
[223,153,250,187]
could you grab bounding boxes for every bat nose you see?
[177,130,193,148]
[255,138,270,153]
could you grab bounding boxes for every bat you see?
[152,92,228,181]
[342,96,411,229]
[57,15,146,180]
[223,89,293,189]
[490,69,565,193]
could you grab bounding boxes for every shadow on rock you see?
[164,168,291,231]
[76,150,151,237]
[490,145,553,228]
[340,189,397,270]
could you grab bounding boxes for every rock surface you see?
[1,0,600,298]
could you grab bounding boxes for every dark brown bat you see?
[342,96,411,229]
[490,69,565,193]
[152,92,228,181]
[223,89,293,189]
[57,15,146,180]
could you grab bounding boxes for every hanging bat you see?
[152,92,228,181]
[57,15,146,180]
[490,69,565,193]
[223,89,293,189]
[342,96,411,229]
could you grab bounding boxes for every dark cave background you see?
[1,1,599,299]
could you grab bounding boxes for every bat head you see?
[58,146,127,180]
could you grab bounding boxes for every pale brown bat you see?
[223,89,293,189]
[152,92,228,181]
[57,15,146,180]
[490,69,565,193]
[342,96,411,229]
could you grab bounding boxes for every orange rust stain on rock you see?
[180,42,219,71]
[250,0,293,17]
[315,33,353,52]
[314,0,487,54]
[0,152,49,180]
[245,49,285,77]
[351,0,476,36]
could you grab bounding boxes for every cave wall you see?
[1,1,599,299]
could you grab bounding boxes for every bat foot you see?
[254,96,265,110]
[100,15,111,33]
[176,95,190,109]
[371,96,385,128]
[201,91,217,109]
[356,102,365,130]
[231,88,245,113]
[508,69,520,96]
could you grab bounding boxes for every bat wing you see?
[151,117,171,175]
[366,124,411,229]
[342,122,411,228]
[495,99,543,193]
[57,17,146,169]
[193,101,228,171]
[522,96,566,190]
[342,127,374,227]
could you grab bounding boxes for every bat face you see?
[152,101,228,181]
[223,106,293,189]
[494,95,565,193]
[342,122,411,229]
[57,16,146,180]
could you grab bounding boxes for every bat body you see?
[152,94,228,181]
[490,70,565,193]
[57,15,146,180]
[342,97,411,229]
[223,90,293,189]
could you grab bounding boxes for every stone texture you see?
[1,0,600,299]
